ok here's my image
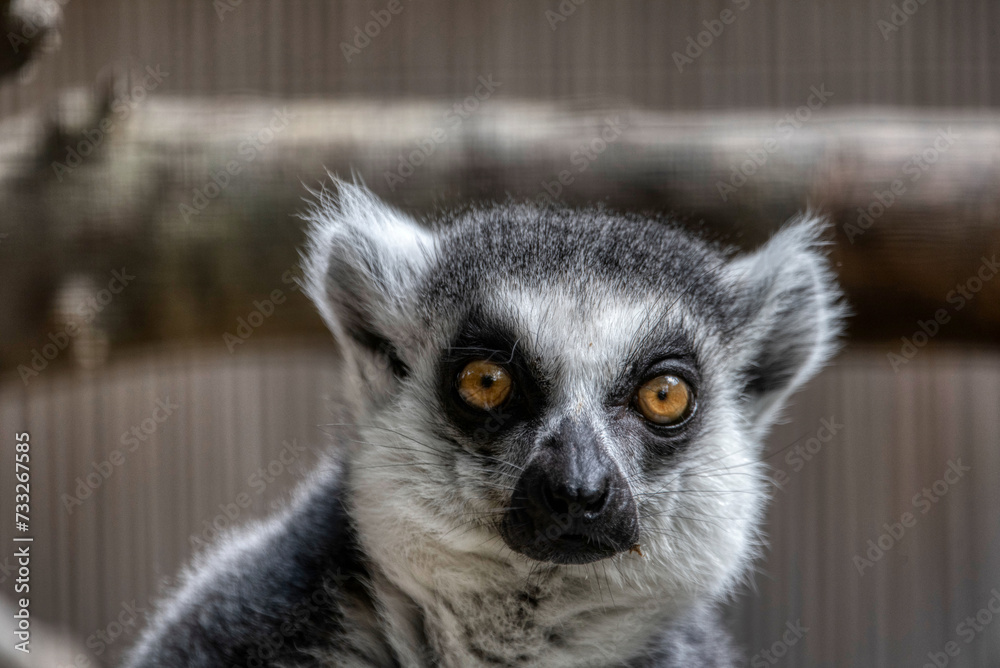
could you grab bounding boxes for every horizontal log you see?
[1,95,999,374]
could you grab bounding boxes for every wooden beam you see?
[1,97,998,373]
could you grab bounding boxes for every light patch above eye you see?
[457,360,513,410]
[636,375,692,425]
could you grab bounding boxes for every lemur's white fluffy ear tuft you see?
[727,214,847,429]
[300,179,435,366]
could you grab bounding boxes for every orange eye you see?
[457,360,513,410]
[636,375,692,425]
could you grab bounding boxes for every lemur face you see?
[305,183,843,592]
[425,226,723,566]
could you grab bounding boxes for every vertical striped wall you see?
[0,343,997,666]
[2,0,998,120]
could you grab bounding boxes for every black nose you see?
[501,419,639,564]
[536,472,610,520]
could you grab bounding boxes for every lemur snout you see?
[502,419,639,565]
[536,468,611,520]
[530,420,615,522]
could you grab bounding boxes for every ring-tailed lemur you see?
[124,182,844,667]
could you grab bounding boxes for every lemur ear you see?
[726,215,847,429]
[301,180,435,374]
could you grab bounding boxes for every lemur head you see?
[304,181,843,604]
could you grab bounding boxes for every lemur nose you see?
[504,417,640,563]
[521,417,621,524]
[539,475,611,519]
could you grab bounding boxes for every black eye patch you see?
[601,331,707,466]
[606,331,700,405]
[436,311,548,438]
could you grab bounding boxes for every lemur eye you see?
[457,360,513,410]
[636,375,692,425]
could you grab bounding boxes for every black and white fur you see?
[124,182,845,667]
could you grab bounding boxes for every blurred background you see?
[0,1,999,666]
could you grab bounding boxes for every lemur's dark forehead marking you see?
[444,307,536,374]
[420,203,734,330]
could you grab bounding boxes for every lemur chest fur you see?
[355,567,664,668]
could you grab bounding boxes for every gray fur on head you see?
[125,180,845,668]
[300,181,845,665]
